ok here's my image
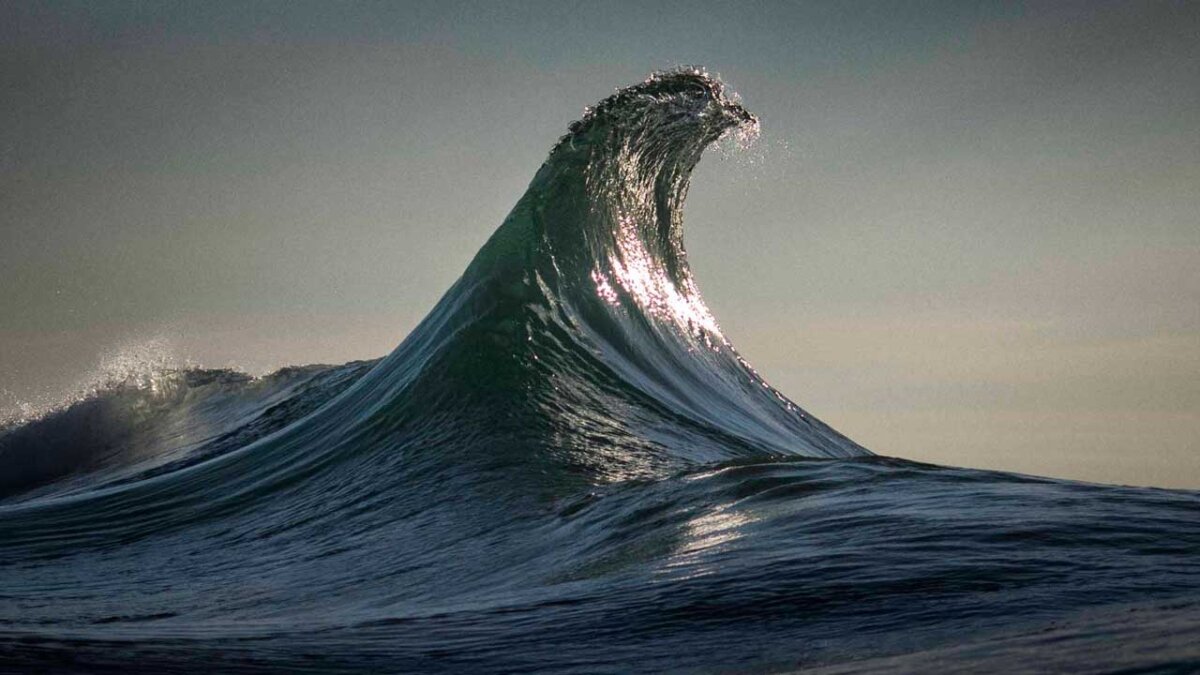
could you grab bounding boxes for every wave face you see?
[1,69,1197,673]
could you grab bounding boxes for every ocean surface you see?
[1,69,1197,673]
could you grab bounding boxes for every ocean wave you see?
[0,69,1196,673]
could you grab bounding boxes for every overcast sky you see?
[2,1,1197,488]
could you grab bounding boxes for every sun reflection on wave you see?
[591,212,722,338]
[659,506,756,581]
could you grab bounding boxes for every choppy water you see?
[2,69,1197,673]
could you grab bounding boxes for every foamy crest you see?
[0,335,194,428]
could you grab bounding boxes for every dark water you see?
[2,69,1197,673]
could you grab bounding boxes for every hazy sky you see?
[2,1,1197,488]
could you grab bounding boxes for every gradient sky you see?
[2,1,1197,488]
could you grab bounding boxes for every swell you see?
[0,456,1196,672]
